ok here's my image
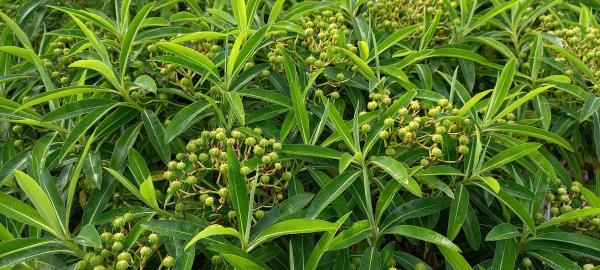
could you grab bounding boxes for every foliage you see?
[0,0,600,269]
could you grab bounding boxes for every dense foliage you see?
[1,0,600,269]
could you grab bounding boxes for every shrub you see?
[0,0,599,269]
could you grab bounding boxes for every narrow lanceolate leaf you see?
[284,53,311,145]
[69,60,119,89]
[438,246,473,270]
[128,148,150,186]
[340,48,375,79]
[119,3,154,79]
[141,109,171,164]
[487,125,573,151]
[485,223,520,241]
[529,34,544,81]
[329,220,371,250]
[328,102,358,153]
[139,178,158,209]
[306,170,361,218]
[104,167,144,202]
[164,100,210,143]
[0,238,70,266]
[252,193,314,239]
[249,219,338,250]
[208,244,271,270]
[371,156,421,197]
[226,91,245,125]
[485,59,516,120]
[383,225,460,251]
[491,239,517,270]
[58,103,116,161]
[478,143,541,173]
[280,144,343,160]
[359,247,381,270]
[0,193,55,235]
[13,170,67,239]
[74,224,102,248]
[474,182,537,235]
[447,185,469,240]
[492,85,553,121]
[226,144,250,240]
[537,208,600,229]
[82,152,102,188]
[381,196,451,232]
[185,224,242,250]
[375,178,402,223]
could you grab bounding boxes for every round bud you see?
[112,241,123,252]
[204,196,214,206]
[522,257,532,267]
[140,246,152,257]
[112,232,125,242]
[260,175,270,183]
[115,260,129,270]
[228,211,237,218]
[255,210,265,219]
[162,256,174,268]
[100,232,112,243]
[90,255,104,266]
[458,145,469,154]
[379,130,390,139]
[282,171,292,181]
[148,233,160,244]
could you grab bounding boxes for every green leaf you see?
[119,3,154,79]
[156,42,218,78]
[185,224,242,250]
[526,250,582,270]
[359,247,381,270]
[381,196,451,232]
[474,183,536,235]
[485,223,520,241]
[58,103,115,161]
[16,86,116,112]
[141,109,171,164]
[285,53,310,145]
[208,244,271,270]
[0,193,55,235]
[537,208,600,229]
[69,60,119,89]
[226,144,251,241]
[485,59,516,120]
[82,152,102,188]
[281,144,343,160]
[249,219,338,251]
[42,99,116,122]
[374,25,418,60]
[104,167,145,203]
[529,34,544,81]
[164,100,210,143]
[0,238,69,266]
[478,143,541,173]
[486,124,573,151]
[340,48,375,79]
[13,170,67,239]
[252,193,314,239]
[492,85,553,121]
[329,220,371,250]
[110,123,142,171]
[383,225,460,251]
[140,178,158,209]
[226,91,245,126]
[447,185,469,240]
[127,148,150,186]
[438,245,473,270]
[375,177,402,223]
[371,156,421,197]
[133,75,157,93]
[75,224,102,248]
[580,186,600,207]
[491,239,517,270]
[306,170,361,219]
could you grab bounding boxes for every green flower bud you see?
[162,256,174,268]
